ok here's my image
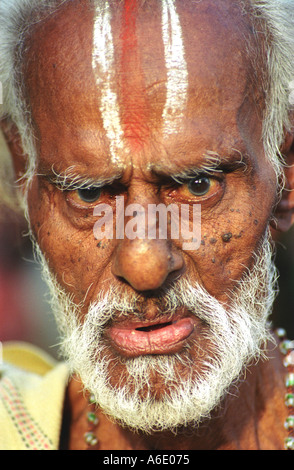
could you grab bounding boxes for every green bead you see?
[279,340,293,355]
[285,393,294,407]
[286,373,294,388]
[87,411,99,426]
[88,393,96,404]
[84,431,98,446]
[284,415,294,430]
[284,437,294,450]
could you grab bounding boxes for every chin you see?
[64,328,262,433]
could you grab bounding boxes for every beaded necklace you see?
[84,393,99,449]
[82,329,294,450]
[275,328,294,450]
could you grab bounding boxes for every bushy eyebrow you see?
[41,165,121,191]
[39,149,249,190]
[151,149,249,183]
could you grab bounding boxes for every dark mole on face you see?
[221,232,232,242]
[97,241,108,249]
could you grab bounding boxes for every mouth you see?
[106,315,197,357]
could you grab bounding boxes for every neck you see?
[61,342,287,450]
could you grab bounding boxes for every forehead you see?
[24,0,259,172]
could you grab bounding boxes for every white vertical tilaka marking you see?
[92,1,124,165]
[161,0,188,136]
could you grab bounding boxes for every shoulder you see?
[2,341,59,373]
[0,341,69,450]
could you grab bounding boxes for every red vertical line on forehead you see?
[120,0,150,150]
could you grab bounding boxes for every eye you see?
[168,173,223,203]
[187,176,211,196]
[77,186,102,203]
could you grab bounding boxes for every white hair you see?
[0,0,68,211]
[31,227,277,432]
[246,0,294,178]
[0,0,294,206]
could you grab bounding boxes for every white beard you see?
[31,232,277,433]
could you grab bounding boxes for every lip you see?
[106,317,196,357]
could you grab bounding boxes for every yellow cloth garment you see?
[0,342,69,450]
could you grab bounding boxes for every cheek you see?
[186,200,272,302]
[27,179,113,304]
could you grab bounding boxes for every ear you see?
[0,118,28,181]
[271,131,294,232]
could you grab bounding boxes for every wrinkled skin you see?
[2,0,294,449]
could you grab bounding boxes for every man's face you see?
[24,0,278,430]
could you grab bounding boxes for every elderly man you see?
[0,0,294,451]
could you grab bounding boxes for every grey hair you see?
[0,0,294,209]
[247,0,294,180]
[0,0,67,210]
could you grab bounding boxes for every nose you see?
[112,238,184,292]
